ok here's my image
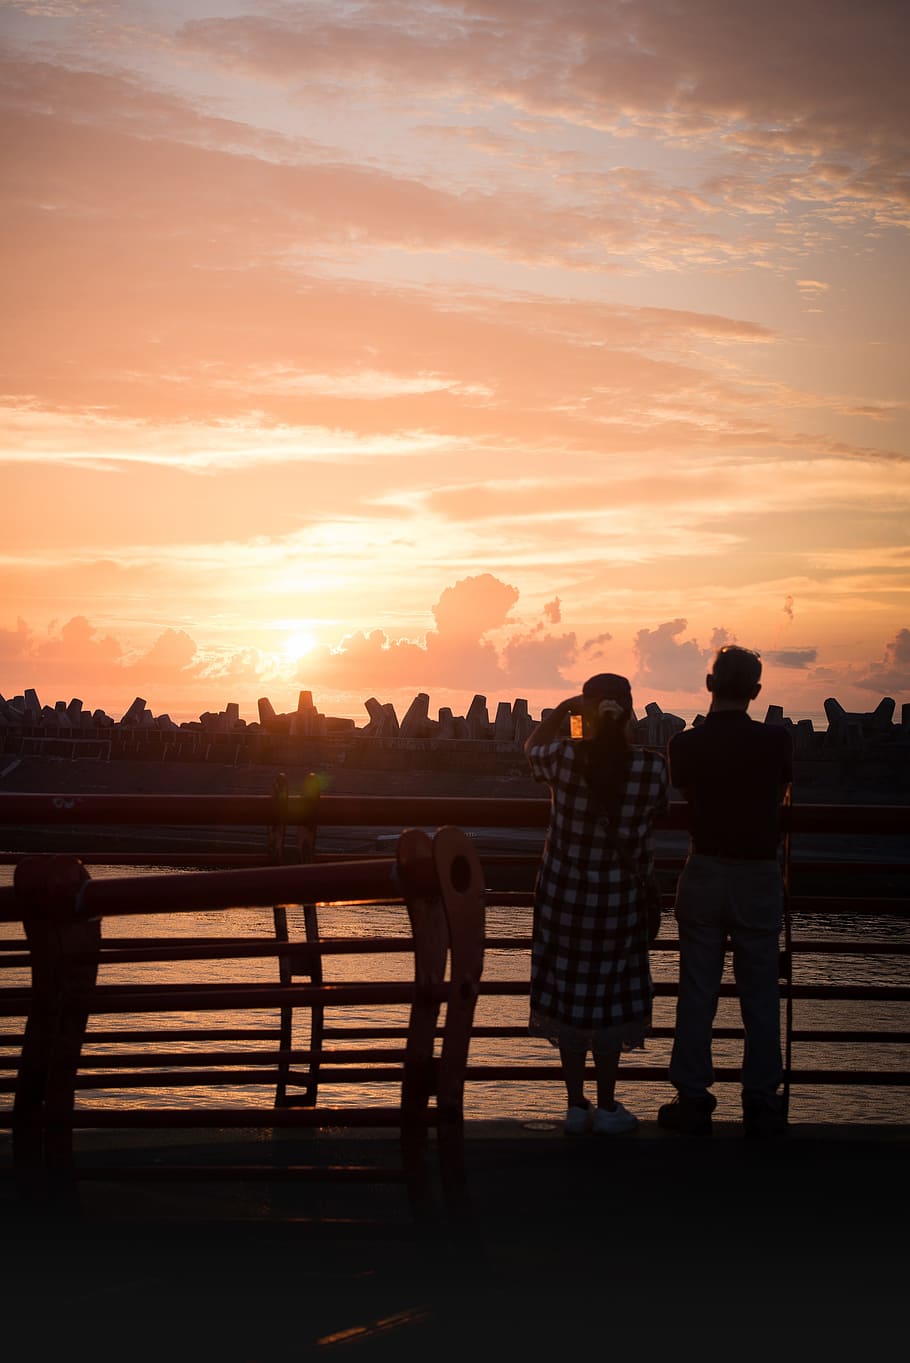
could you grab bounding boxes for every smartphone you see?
[569,714,584,739]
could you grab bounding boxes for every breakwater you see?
[2,685,909,774]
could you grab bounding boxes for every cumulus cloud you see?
[500,630,578,689]
[34,615,122,669]
[432,573,518,638]
[633,619,728,692]
[299,573,577,692]
[126,628,200,679]
[0,615,123,704]
[0,617,210,708]
[1,575,582,712]
[853,628,910,695]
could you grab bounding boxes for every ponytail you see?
[581,711,632,815]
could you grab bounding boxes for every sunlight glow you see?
[283,630,318,664]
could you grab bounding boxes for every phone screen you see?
[569,714,584,739]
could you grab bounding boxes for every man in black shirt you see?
[658,646,793,1138]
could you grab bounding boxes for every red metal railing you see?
[1,787,908,1118]
[2,826,488,1225]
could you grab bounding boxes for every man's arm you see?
[667,731,691,798]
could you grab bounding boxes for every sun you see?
[283,630,318,663]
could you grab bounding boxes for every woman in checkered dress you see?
[525,673,668,1135]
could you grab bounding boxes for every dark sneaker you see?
[742,1100,787,1140]
[657,1093,717,1137]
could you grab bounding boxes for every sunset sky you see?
[2,0,909,729]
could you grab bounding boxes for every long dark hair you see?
[582,710,632,816]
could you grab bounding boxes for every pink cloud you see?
[854,628,910,695]
[633,619,732,692]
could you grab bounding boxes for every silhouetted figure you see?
[525,673,668,1135]
[659,646,792,1138]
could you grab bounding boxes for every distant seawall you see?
[1,686,908,790]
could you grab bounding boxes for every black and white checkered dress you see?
[527,738,669,1052]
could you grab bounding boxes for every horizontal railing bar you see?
[3,1028,909,1063]
[4,1065,907,1103]
[2,1026,906,1063]
[481,936,910,955]
[96,1029,280,1041]
[62,938,414,966]
[788,861,910,874]
[0,935,320,950]
[1,794,908,835]
[4,930,909,972]
[64,1067,410,1089]
[2,850,907,875]
[71,858,407,920]
[788,898,910,915]
[69,1047,406,1068]
[461,1065,910,1085]
[0,1031,284,1049]
[490,897,910,916]
[2,886,906,929]
[40,984,419,1013]
[71,1166,408,1183]
[789,1030,910,1043]
[784,940,910,954]
[476,980,910,1001]
[13,1107,423,1128]
[475,855,910,875]
[0,792,552,828]
[0,853,282,867]
[317,1023,910,1042]
[0,984,417,1014]
[3,977,910,1018]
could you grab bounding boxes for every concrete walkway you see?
[2,1120,907,1359]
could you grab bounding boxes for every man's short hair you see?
[709,645,762,700]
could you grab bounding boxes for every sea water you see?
[2,865,908,1126]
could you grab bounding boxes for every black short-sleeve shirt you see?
[668,711,793,860]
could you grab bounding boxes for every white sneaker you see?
[592,1102,638,1135]
[563,1104,592,1136]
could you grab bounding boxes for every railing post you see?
[432,825,486,1222]
[270,772,293,1106]
[266,771,289,864]
[297,773,324,1107]
[273,772,325,1108]
[12,854,99,1204]
[781,783,794,1120]
[396,828,448,1217]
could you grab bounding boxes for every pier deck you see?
[2,1120,907,1358]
